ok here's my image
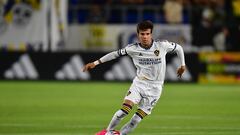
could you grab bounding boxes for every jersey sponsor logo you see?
[4,54,38,79]
[138,58,161,65]
[154,50,159,56]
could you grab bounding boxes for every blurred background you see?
[0,0,240,84]
[1,1,240,135]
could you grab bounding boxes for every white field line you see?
[2,114,238,121]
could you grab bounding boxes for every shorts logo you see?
[154,50,159,56]
[151,99,157,106]
[127,91,131,96]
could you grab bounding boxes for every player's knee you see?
[121,103,133,115]
[135,109,148,119]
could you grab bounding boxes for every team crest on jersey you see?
[154,50,159,56]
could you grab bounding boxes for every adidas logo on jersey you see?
[55,55,90,80]
[4,54,39,79]
[139,53,143,56]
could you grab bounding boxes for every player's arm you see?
[164,41,186,78]
[82,49,127,72]
[174,44,186,78]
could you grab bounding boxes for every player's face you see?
[137,29,152,48]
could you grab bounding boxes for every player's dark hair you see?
[137,20,153,33]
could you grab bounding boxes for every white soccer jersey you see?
[99,40,185,84]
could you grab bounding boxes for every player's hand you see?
[82,62,96,72]
[177,65,186,78]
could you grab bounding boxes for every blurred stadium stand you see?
[68,3,189,24]
[66,0,240,52]
[1,0,240,83]
[1,0,240,52]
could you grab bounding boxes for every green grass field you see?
[0,82,240,135]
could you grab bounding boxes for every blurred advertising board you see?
[0,52,198,82]
[199,52,240,84]
[66,24,191,51]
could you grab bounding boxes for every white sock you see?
[120,114,142,135]
[107,110,127,131]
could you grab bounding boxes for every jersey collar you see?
[138,39,154,50]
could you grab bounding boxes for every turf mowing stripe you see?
[1,123,240,130]
[151,115,240,120]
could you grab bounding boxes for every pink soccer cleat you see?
[95,129,120,135]
[95,129,107,135]
[109,130,120,135]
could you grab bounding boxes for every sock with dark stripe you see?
[107,104,132,131]
[121,103,132,114]
[135,109,147,119]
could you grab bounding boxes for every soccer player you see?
[82,20,186,135]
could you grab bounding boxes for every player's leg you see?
[120,108,147,135]
[120,94,161,134]
[106,82,141,132]
[106,99,134,131]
